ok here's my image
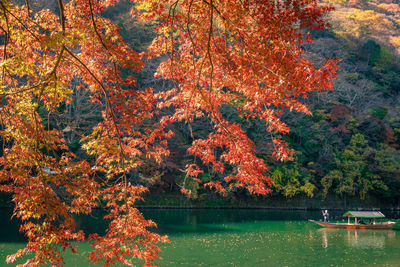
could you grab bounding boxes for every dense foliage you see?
[0,0,337,266]
[147,0,400,202]
[129,0,400,204]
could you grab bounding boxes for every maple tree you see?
[0,0,337,266]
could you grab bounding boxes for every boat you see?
[309,211,396,230]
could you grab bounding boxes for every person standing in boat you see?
[322,210,330,222]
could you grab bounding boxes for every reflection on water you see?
[1,208,400,266]
[318,228,397,249]
[347,230,383,248]
[321,229,328,248]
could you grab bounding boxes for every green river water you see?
[1,209,400,266]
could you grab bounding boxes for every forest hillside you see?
[14,0,400,206]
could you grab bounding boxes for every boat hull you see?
[309,220,395,230]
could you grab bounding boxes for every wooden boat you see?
[309,211,396,230]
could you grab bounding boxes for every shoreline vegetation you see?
[137,194,400,210]
[2,192,399,211]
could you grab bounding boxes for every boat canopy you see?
[342,211,385,218]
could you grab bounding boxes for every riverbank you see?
[2,192,400,210]
[136,192,400,211]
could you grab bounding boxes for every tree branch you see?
[57,0,66,34]
[64,45,128,187]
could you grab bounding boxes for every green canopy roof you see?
[342,211,385,218]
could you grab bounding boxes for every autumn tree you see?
[0,0,337,266]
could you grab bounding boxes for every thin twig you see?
[25,0,30,16]
[88,0,108,50]
[0,6,10,81]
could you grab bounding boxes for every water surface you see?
[1,209,399,266]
